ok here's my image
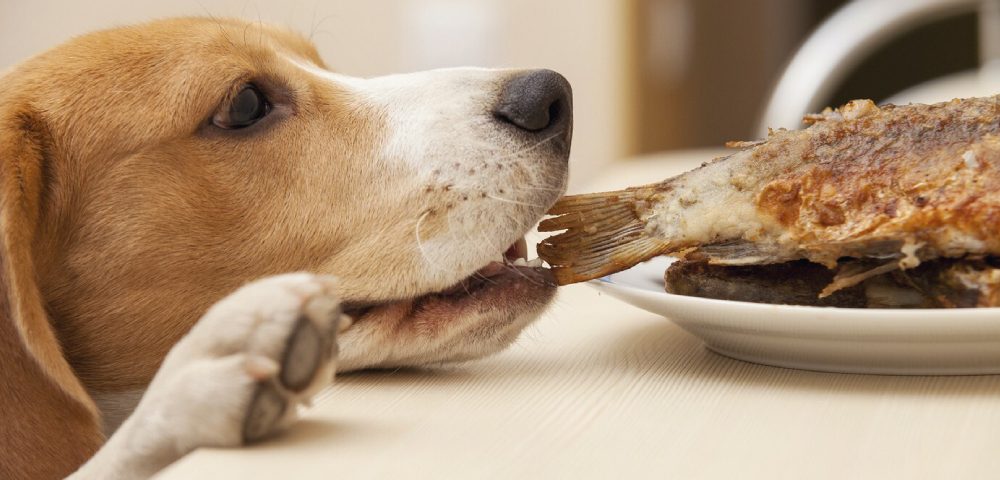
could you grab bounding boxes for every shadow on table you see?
[606,320,1000,397]
[323,316,1000,399]
[335,367,480,386]
[234,417,379,451]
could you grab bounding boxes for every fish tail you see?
[537,185,672,285]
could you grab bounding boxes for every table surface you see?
[160,150,1000,480]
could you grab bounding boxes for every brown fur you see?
[2,16,570,478]
[0,18,384,477]
[0,104,105,479]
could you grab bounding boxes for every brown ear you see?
[0,104,104,479]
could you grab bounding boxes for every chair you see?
[757,0,995,136]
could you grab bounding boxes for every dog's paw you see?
[133,273,349,452]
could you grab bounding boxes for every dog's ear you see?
[0,103,104,479]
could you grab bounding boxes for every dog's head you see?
[0,17,571,398]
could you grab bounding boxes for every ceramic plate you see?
[591,257,1000,375]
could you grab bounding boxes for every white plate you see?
[591,257,1000,375]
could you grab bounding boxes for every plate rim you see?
[591,258,1000,375]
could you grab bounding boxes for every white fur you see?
[290,57,567,289]
[71,273,343,479]
[70,61,568,479]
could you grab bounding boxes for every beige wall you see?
[0,0,631,189]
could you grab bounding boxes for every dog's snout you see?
[493,69,572,133]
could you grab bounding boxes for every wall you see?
[0,0,632,189]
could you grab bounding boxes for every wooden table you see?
[160,150,1000,480]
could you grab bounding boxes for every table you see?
[159,150,1000,480]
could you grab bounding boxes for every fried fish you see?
[662,256,999,308]
[538,96,1000,307]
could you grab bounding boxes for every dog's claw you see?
[338,314,353,333]
[244,355,280,380]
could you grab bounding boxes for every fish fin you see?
[537,187,672,285]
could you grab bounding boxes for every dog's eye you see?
[213,85,270,129]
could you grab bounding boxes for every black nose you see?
[493,69,572,133]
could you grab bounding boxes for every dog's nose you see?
[493,69,572,133]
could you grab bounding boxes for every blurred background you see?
[2,0,997,189]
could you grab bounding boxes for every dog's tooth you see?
[527,258,543,268]
[515,237,529,260]
[512,258,528,267]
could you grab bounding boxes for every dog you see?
[0,17,571,479]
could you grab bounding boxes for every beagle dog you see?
[0,17,571,479]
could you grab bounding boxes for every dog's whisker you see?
[481,132,563,163]
[506,185,563,192]
[254,3,264,46]
[415,207,478,275]
[503,260,548,287]
[444,208,494,279]
[448,203,484,249]
[486,194,546,208]
[476,223,512,267]
[447,215,484,297]
[503,262,535,282]
[414,209,448,273]
[309,12,340,42]
[472,223,545,287]
[6,18,577,478]
[451,132,561,170]
[472,272,498,285]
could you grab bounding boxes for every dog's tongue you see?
[437,238,539,297]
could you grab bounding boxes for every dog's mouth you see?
[341,236,554,320]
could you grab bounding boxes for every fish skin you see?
[539,96,1000,286]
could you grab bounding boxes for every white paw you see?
[132,273,349,453]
